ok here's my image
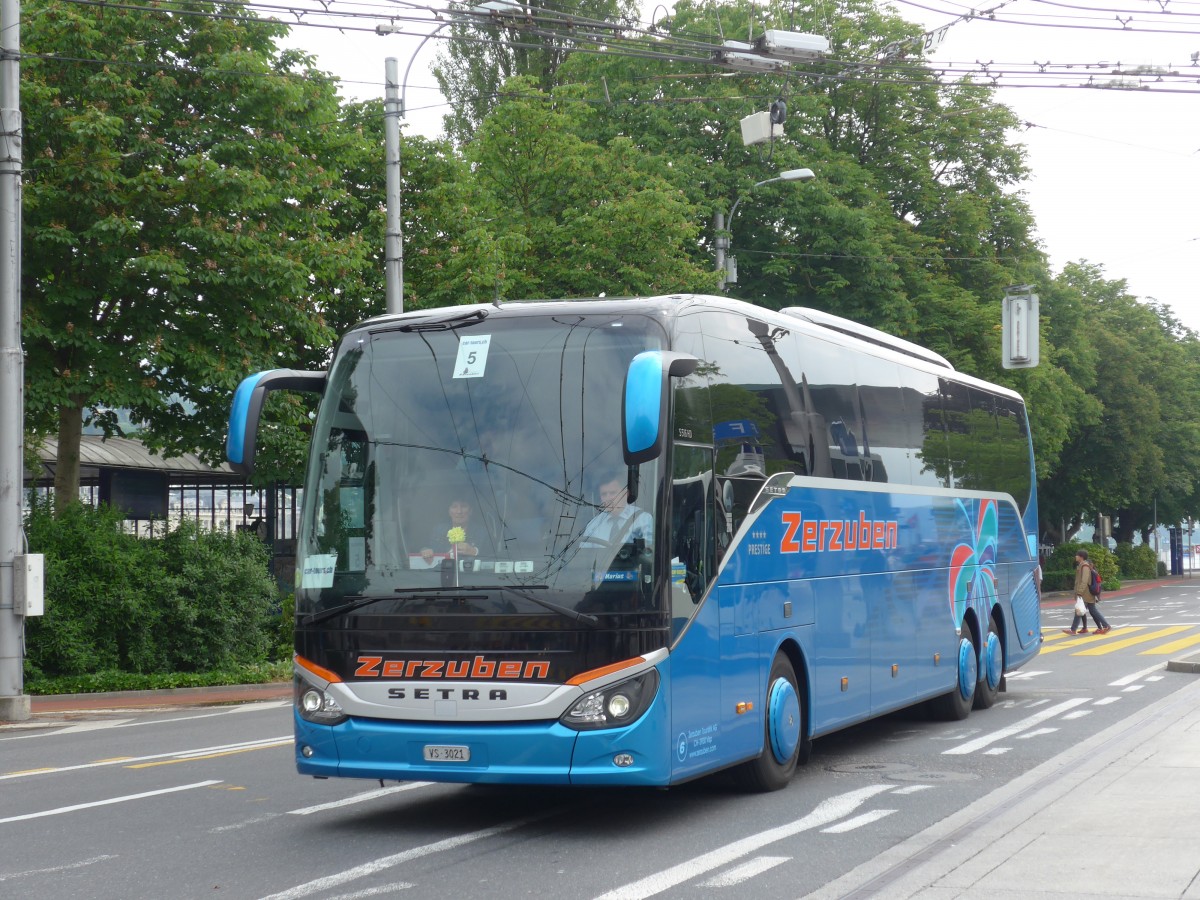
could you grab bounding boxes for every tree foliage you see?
[21,0,1200,549]
[21,0,380,500]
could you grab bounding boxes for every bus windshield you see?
[295,310,667,620]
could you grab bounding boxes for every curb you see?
[28,681,291,714]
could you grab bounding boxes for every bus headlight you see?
[560,669,659,731]
[295,677,347,726]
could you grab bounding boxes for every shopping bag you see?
[1074,596,1086,616]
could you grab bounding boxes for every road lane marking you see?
[942,698,1089,755]
[1095,697,1121,705]
[0,781,221,824]
[1110,663,1165,686]
[593,785,894,899]
[0,736,291,780]
[325,884,413,899]
[821,809,896,833]
[288,783,433,815]
[125,738,290,768]
[1016,727,1058,739]
[1074,626,1190,656]
[258,811,560,900]
[701,857,790,887]
[0,854,117,882]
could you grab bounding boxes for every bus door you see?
[667,444,741,777]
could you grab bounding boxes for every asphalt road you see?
[3,581,1199,900]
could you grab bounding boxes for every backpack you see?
[1088,565,1102,598]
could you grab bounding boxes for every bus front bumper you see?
[293,692,671,786]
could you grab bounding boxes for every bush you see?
[1043,541,1121,592]
[23,499,286,681]
[1114,542,1157,580]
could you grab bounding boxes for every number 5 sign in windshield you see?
[454,334,492,379]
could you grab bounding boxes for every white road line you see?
[983,748,1009,755]
[1110,662,1165,687]
[1062,710,1092,720]
[593,785,894,900]
[1016,727,1058,739]
[258,811,558,900]
[942,698,1089,755]
[0,736,291,780]
[288,783,432,815]
[0,780,221,824]
[0,855,117,882]
[701,856,790,887]
[891,785,933,795]
[1004,670,1050,681]
[820,809,897,834]
[325,885,414,899]
[1123,684,1145,692]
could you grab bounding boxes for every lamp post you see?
[714,168,815,292]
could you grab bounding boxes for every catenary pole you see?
[0,0,29,721]
[384,57,403,314]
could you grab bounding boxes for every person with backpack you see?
[1064,548,1111,635]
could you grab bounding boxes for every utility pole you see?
[384,57,403,314]
[712,211,727,291]
[0,0,29,721]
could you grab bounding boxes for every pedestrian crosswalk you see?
[1040,624,1200,656]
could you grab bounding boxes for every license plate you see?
[423,744,470,762]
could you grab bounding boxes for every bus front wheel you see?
[734,653,802,792]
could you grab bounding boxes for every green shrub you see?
[1114,542,1157,580]
[23,499,285,681]
[1043,541,1121,592]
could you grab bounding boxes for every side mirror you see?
[227,369,327,476]
[622,351,699,465]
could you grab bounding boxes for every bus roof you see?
[348,294,1022,404]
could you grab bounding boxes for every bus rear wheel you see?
[973,614,1003,710]
[734,653,802,792]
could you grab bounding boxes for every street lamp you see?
[714,168,815,291]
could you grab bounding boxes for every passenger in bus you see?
[581,476,653,549]
[420,498,490,562]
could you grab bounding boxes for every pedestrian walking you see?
[1063,548,1110,635]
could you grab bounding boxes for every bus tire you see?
[734,653,802,792]
[929,632,977,721]
[973,614,1003,710]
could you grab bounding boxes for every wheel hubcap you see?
[984,632,1002,689]
[957,637,977,700]
[767,676,801,764]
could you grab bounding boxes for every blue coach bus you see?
[227,295,1040,791]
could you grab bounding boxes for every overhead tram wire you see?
[41,0,1200,94]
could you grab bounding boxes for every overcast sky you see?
[281,2,1200,332]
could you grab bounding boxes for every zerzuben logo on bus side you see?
[354,655,550,680]
[779,510,898,554]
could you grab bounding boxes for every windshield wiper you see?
[397,308,488,332]
[301,594,394,626]
[496,585,599,628]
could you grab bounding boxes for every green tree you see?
[464,77,715,297]
[21,0,380,503]
[435,0,642,145]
